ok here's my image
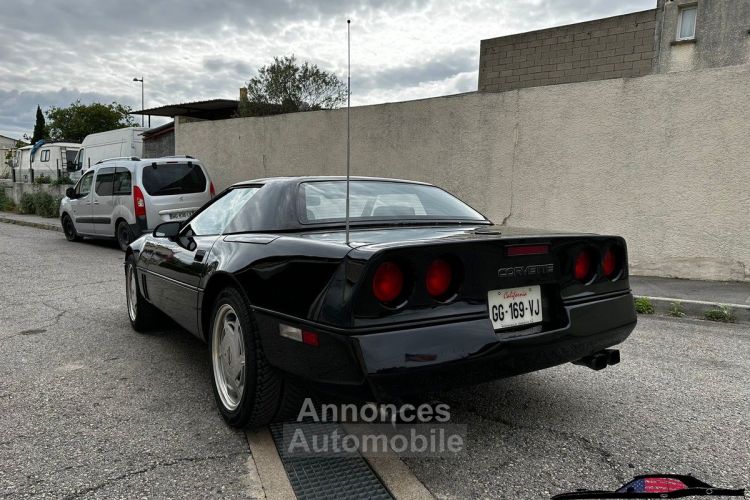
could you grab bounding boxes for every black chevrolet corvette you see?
[124,176,636,428]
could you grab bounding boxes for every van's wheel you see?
[116,220,133,252]
[125,255,158,332]
[62,214,81,242]
[209,287,302,428]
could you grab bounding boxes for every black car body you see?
[125,176,637,428]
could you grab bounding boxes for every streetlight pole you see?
[133,77,144,127]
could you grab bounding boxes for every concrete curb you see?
[634,295,750,325]
[0,215,61,233]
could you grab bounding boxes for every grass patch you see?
[668,301,685,318]
[634,297,655,314]
[704,305,735,323]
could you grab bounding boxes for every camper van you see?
[13,142,82,182]
[71,127,148,181]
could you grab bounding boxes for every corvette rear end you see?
[255,228,637,400]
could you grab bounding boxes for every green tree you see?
[31,105,48,144]
[46,101,136,143]
[239,55,347,117]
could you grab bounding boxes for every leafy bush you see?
[704,305,735,323]
[52,176,74,186]
[634,297,655,314]
[668,301,685,318]
[18,191,59,218]
[35,193,59,218]
[0,190,16,212]
[35,174,52,185]
[19,192,36,214]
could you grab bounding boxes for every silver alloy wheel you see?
[126,265,138,322]
[212,303,246,411]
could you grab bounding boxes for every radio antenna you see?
[345,19,352,245]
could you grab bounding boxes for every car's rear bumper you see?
[255,291,636,400]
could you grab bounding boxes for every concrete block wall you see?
[479,10,657,92]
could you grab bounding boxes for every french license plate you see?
[487,286,543,330]
[169,211,193,220]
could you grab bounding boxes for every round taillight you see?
[372,262,404,303]
[602,247,618,278]
[426,259,452,298]
[574,249,593,282]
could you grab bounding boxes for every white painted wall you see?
[177,64,750,282]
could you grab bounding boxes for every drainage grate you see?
[269,421,393,500]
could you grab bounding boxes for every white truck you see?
[12,142,82,182]
[70,127,148,181]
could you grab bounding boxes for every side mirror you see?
[65,187,76,199]
[153,221,181,239]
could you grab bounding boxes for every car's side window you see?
[189,187,260,236]
[76,171,94,197]
[113,168,132,195]
[94,167,116,197]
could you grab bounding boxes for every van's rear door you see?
[138,160,212,229]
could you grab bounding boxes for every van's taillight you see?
[133,186,146,217]
[372,262,404,304]
[209,182,215,198]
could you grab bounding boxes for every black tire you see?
[209,287,304,428]
[116,220,133,252]
[61,214,82,242]
[125,255,159,332]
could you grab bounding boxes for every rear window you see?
[300,180,486,223]
[141,162,206,196]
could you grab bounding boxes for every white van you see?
[60,156,215,251]
[13,143,82,182]
[71,127,148,181]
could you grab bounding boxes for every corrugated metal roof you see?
[132,99,238,119]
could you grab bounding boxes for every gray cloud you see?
[357,48,477,91]
[0,0,656,138]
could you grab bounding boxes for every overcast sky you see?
[0,0,655,139]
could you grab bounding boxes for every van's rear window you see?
[141,163,206,196]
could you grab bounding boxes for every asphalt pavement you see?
[0,223,262,499]
[1,222,748,499]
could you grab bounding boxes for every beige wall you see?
[177,64,750,282]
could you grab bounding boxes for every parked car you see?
[124,176,637,429]
[60,156,214,251]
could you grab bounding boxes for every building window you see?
[676,5,697,41]
[40,150,50,162]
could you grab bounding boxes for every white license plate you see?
[169,211,193,220]
[487,286,543,330]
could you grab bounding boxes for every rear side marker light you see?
[506,244,550,257]
[372,261,404,304]
[426,258,453,298]
[574,248,594,282]
[209,182,216,198]
[279,324,319,347]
